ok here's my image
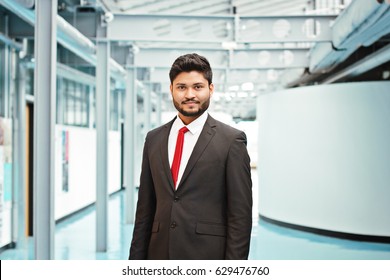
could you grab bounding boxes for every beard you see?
[173,97,210,117]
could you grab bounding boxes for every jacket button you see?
[170,222,177,228]
[174,196,180,202]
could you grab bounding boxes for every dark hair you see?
[169,53,213,85]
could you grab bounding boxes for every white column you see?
[96,40,110,252]
[143,83,151,132]
[125,67,136,224]
[0,15,10,117]
[155,90,162,127]
[33,0,57,260]
[88,85,94,129]
[13,57,27,252]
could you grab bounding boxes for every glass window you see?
[60,79,90,128]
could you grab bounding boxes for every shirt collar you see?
[172,112,208,135]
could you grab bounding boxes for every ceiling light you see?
[222,41,238,50]
[241,82,254,91]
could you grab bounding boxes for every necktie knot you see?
[179,126,189,134]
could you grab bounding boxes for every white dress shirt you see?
[168,112,208,188]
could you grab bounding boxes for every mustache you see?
[182,99,200,104]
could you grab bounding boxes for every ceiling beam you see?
[134,48,309,69]
[155,0,230,14]
[240,1,308,15]
[120,0,194,13]
[108,13,335,43]
[236,0,308,14]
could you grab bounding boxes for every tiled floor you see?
[1,188,390,260]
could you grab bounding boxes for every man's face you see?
[170,71,214,124]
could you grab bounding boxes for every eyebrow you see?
[175,82,206,86]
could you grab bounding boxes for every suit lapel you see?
[178,115,216,189]
[160,118,176,190]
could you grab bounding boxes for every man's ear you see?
[209,83,214,97]
[170,84,173,95]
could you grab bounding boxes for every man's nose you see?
[184,87,196,98]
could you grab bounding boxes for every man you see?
[129,53,252,260]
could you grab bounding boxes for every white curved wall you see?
[258,81,390,237]
[54,126,122,220]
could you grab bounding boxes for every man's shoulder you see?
[146,118,175,138]
[207,115,244,136]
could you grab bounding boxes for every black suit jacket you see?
[129,114,252,260]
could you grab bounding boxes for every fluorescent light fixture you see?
[228,85,239,91]
[241,82,254,91]
[222,41,238,50]
[237,92,249,98]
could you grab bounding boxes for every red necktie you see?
[171,126,189,189]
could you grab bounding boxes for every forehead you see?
[172,71,208,84]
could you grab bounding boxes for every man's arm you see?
[225,131,253,260]
[129,136,156,259]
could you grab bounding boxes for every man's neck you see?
[178,113,203,125]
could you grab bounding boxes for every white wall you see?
[54,126,121,220]
[258,81,390,237]
[0,118,12,247]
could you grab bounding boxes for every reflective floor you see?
[1,188,390,260]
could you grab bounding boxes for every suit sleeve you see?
[225,131,253,260]
[129,135,156,259]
